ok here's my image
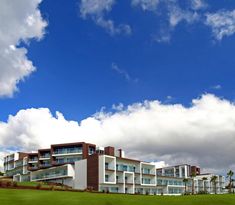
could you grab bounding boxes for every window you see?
[125,176,128,182]
[105,162,109,169]
[105,175,109,182]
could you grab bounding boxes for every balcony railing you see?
[55,157,82,164]
[142,169,151,175]
[142,178,151,184]
[41,163,51,167]
[15,161,23,167]
[53,148,83,155]
[116,165,136,172]
[32,170,67,180]
[40,154,51,158]
[157,180,184,186]
[28,158,38,162]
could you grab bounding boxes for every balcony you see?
[39,153,51,160]
[15,161,23,167]
[28,157,38,163]
[40,162,51,168]
[28,166,38,171]
[142,178,151,185]
[116,164,136,173]
[52,148,83,156]
[55,157,82,165]
[31,169,68,181]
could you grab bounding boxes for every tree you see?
[0,172,4,176]
[232,179,235,194]
[183,178,188,194]
[202,177,208,193]
[191,171,196,195]
[210,175,218,194]
[227,170,234,194]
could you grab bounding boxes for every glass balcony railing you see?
[142,168,151,175]
[53,148,83,155]
[157,179,184,186]
[15,161,23,167]
[40,153,51,158]
[116,165,136,172]
[28,158,38,162]
[41,162,51,167]
[142,178,151,184]
[55,157,82,164]
[32,169,67,180]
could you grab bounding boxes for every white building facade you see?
[3,143,226,195]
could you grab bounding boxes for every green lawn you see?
[0,189,235,205]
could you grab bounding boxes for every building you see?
[194,173,225,194]
[3,142,225,195]
[156,164,201,178]
[3,152,29,182]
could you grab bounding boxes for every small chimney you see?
[104,146,115,156]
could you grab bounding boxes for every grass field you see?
[0,189,235,205]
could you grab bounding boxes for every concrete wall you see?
[74,159,87,190]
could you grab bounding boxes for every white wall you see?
[74,159,87,190]
[99,155,105,184]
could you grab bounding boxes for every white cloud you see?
[133,0,201,42]
[191,0,208,11]
[0,0,47,97]
[111,62,138,82]
[79,0,131,35]
[168,4,199,28]
[131,0,159,11]
[151,161,169,169]
[211,85,222,90]
[1,94,235,174]
[205,10,235,40]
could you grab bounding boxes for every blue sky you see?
[1,0,235,173]
[1,0,235,121]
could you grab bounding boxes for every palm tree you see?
[227,170,234,194]
[183,178,188,194]
[232,179,235,194]
[202,177,208,193]
[191,171,196,195]
[210,175,218,194]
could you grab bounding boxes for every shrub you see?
[12,181,18,187]
[197,191,208,195]
[6,181,12,187]
[36,183,42,189]
[50,185,55,191]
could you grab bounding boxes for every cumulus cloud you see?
[1,94,235,174]
[0,0,47,97]
[205,9,235,40]
[79,0,131,35]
